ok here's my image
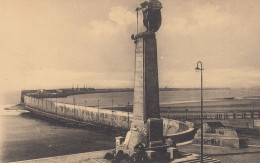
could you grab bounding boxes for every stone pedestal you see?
[147,118,163,147]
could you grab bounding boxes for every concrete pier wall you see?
[24,96,131,129]
[24,96,194,142]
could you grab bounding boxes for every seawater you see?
[57,88,260,112]
[0,91,21,105]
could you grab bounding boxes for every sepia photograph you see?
[0,0,260,162]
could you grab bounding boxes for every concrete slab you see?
[171,153,220,163]
[12,149,220,163]
[12,150,112,163]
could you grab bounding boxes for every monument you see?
[115,0,172,160]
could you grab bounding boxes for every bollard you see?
[146,150,157,160]
[167,147,178,160]
[115,136,124,147]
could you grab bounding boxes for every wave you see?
[0,104,17,109]
[161,99,217,105]
[242,96,260,99]
[0,105,29,115]
[215,97,236,100]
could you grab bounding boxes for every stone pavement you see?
[12,149,220,163]
[12,150,112,163]
[172,152,220,163]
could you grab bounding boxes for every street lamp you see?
[185,109,188,120]
[98,99,100,122]
[127,101,130,128]
[195,61,204,163]
[252,102,255,129]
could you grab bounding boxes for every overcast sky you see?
[1,0,260,96]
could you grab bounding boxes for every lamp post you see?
[98,99,100,122]
[253,102,255,129]
[73,96,76,117]
[185,109,188,120]
[38,92,40,108]
[168,107,170,119]
[127,101,130,128]
[73,95,75,108]
[112,99,114,126]
[56,98,58,115]
[195,61,204,163]
[112,99,114,109]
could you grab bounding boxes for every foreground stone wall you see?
[24,96,194,142]
[193,128,240,148]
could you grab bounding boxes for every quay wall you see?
[24,96,131,129]
[24,96,194,142]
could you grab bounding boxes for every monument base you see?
[115,118,179,161]
[116,128,147,156]
[115,135,179,161]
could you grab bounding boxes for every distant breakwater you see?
[23,96,195,143]
[21,87,230,103]
[20,88,133,103]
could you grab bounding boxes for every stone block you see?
[220,138,240,148]
[149,140,164,147]
[167,147,178,160]
[164,152,170,160]
[115,136,124,147]
[146,150,156,160]
[165,138,176,147]
[147,118,163,142]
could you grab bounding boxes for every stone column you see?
[116,0,163,155]
[131,34,160,130]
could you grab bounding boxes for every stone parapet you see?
[24,96,195,144]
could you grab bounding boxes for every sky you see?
[1,0,260,102]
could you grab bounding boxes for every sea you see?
[1,88,260,113]
[0,105,114,162]
[0,88,259,162]
[55,88,260,113]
